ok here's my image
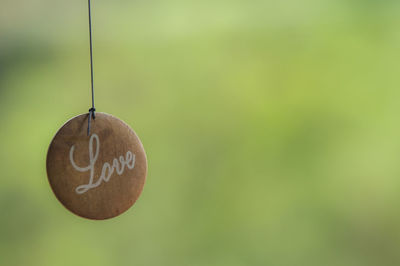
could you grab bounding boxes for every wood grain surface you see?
[46,113,147,220]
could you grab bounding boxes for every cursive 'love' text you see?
[69,134,135,194]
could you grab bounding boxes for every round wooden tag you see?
[46,113,147,220]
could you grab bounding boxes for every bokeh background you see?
[1,0,400,265]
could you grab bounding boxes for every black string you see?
[87,0,96,136]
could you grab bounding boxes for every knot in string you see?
[87,108,96,136]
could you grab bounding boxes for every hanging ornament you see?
[46,1,147,220]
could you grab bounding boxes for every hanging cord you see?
[87,0,96,136]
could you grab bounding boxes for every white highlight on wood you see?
[69,134,135,194]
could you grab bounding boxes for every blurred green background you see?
[1,0,400,265]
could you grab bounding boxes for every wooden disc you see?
[46,113,147,220]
